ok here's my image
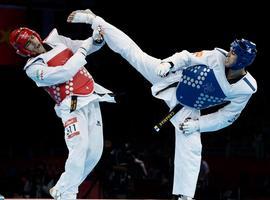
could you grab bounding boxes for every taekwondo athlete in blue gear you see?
[67,9,257,200]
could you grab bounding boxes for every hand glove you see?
[78,37,93,56]
[92,26,104,45]
[156,62,173,77]
[179,118,200,136]
[67,9,96,24]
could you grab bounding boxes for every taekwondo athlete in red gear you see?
[67,9,257,200]
[9,27,115,200]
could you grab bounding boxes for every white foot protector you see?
[70,9,96,24]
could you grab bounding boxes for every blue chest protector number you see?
[176,65,227,110]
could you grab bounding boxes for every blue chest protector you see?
[176,65,227,110]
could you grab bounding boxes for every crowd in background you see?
[1,131,270,199]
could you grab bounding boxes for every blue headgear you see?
[230,38,257,70]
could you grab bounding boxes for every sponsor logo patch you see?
[36,69,44,80]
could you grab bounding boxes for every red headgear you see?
[9,27,42,57]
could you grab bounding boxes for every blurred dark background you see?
[0,0,269,199]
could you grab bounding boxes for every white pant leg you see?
[92,16,163,85]
[54,106,90,196]
[173,128,202,197]
[79,102,104,182]
[170,107,202,198]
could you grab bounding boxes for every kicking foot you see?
[67,9,96,24]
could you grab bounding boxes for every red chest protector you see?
[44,48,94,104]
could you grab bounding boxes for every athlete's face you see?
[225,50,238,68]
[25,35,46,55]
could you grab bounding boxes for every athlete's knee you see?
[89,144,103,165]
